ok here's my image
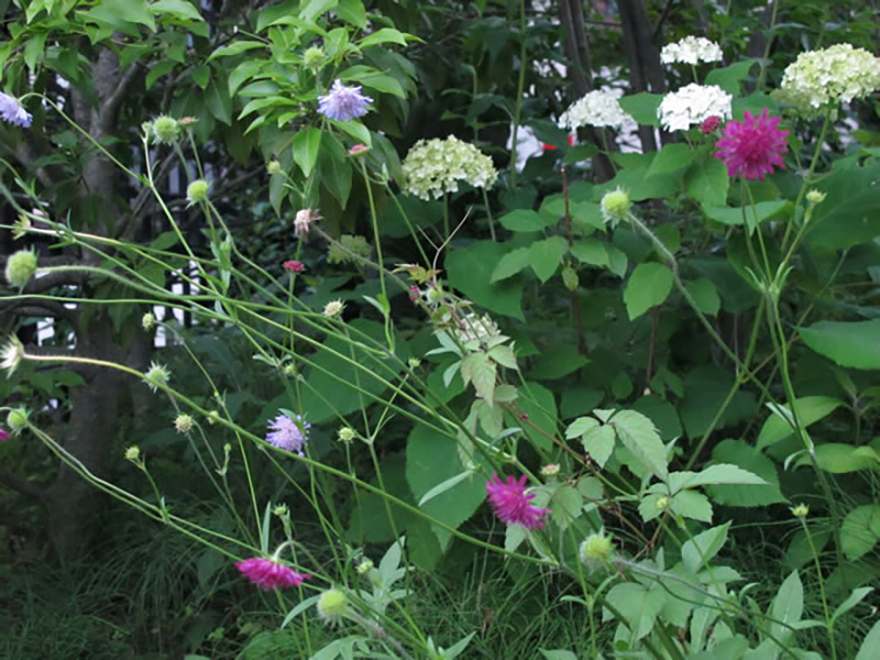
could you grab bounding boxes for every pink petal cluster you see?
[486,473,550,530]
[235,557,311,590]
[283,259,305,273]
[0,429,10,442]
[714,108,789,181]
[700,115,720,134]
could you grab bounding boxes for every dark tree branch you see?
[100,63,144,133]
[0,463,45,500]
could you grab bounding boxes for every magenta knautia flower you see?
[0,428,10,442]
[715,108,789,181]
[266,413,310,455]
[0,92,32,128]
[318,80,373,121]
[700,115,720,134]
[486,473,551,530]
[283,259,305,273]
[235,557,311,590]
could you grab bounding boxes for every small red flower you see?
[714,108,789,181]
[283,260,305,273]
[486,473,550,530]
[235,557,311,590]
[542,135,576,151]
[700,116,720,134]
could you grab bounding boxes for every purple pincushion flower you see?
[317,80,373,122]
[235,557,311,590]
[266,413,310,455]
[714,108,789,181]
[0,92,32,128]
[486,473,551,530]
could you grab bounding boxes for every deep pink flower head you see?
[0,428,10,442]
[714,108,789,181]
[283,259,305,273]
[700,116,720,134]
[235,557,311,590]
[486,473,550,530]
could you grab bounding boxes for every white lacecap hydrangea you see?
[402,136,497,201]
[660,36,723,66]
[558,89,632,130]
[777,43,880,113]
[657,83,732,132]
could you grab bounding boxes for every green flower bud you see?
[5,249,38,288]
[791,503,809,518]
[303,46,325,69]
[337,427,355,443]
[175,414,195,434]
[267,160,283,175]
[151,116,181,144]
[7,407,30,434]
[317,588,348,624]
[144,361,171,393]
[186,179,210,205]
[600,187,631,226]
[561,265,579,291]
[142,312,155,332]
[806,189,826,205]
[125,445,141,461]
[579,531,614,569]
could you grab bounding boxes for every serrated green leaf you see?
[682,522,730,573]
[610,410,668,480]
[756,396,844,450]
[624,262,673,320]
[582,424,615,467]
[461,352,497,406]
[647,143,694,176]
[491,247,530,283]
[800,320,880,371]
[570,238,608,266]
[529,236,567,283]
[685,277,721,316]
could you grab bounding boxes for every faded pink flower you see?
[294,209,321,238]
[349,144,369,156]
[486,473,550,530]
[700,115,720,134]
[714,108,789,181]
[235,557,311,590]
[283,259,305,273]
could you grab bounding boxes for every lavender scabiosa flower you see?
[266,412,310,455]
[318,80,373,121]
[714,108,789,181]
[235,557,311,590]
[0,92,32,128]
[485,473,550,530]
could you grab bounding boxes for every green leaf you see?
[685,277,721,316]
[624,262,673,320]
[685,157,729,208]
[807,160,880,249]
[570,238,608,266]
[359,28,408,48]
[647,143,694,176]
[618,93,662,127]
[336,0,366,27]
[681,522,730,573]
[672,490,712,522]
[506,382,557,451]
[605,583,666,640]
[209,41,265,61]
[499,209,553,232]
[705,60,757,95]
[205,79,232,124]
[841,505,880,561]
[799,320,880,370]
[676,464,768,489]
[491,247,530,283]
[340,65,405,98]
[146,60,176,90]
[460,353,496,406]
[832,587,873,626]
[299,0,338,22]
[680,365,757,439]
[702,201,788,227]
[550,484,584,530]
[446,241,525,320]
[610,410,668,480]
[770,571,804,645]
[581,424,615,468]
[756,396,844,450]
[812,444,880,474]
[530,344,588,381]
[406,424,487,544]
[707,439,786,507]
[152,0,203,21]
[293,128,322,178]
[856,620,880,660]
[529,236,568,283]
[24,32,47,72]
[328,118,371,146]
[80,0,156,33]
[228,59,264,96]
[488,344,518,370]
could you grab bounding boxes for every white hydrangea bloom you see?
[657,83,732,132]
[558,89,632,130]
[660,36,723,66]
[402,136,497,200]
[777,43,880,113]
